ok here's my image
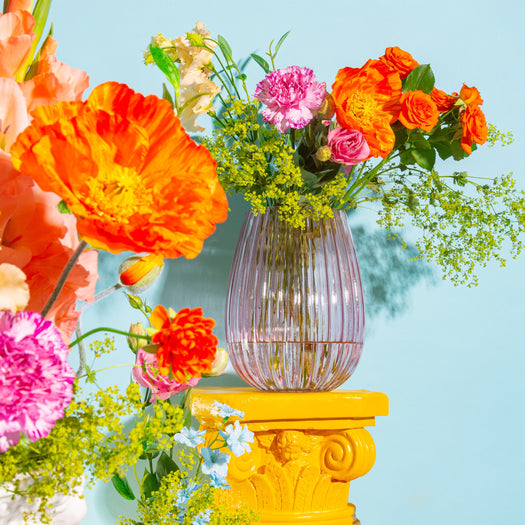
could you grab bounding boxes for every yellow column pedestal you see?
[190,388,388,525]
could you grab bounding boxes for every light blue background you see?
[47,0,525,523]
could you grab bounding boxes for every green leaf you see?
[217,35,233,62]
[141,471,159,500]
[57,200,71,214]
[411,147,436,170]
[155,452,179,480]
[394,127,408,149]
[250,53,269,73]
[2,0,8,14]
[450,139,469,161]
[410,133,432,150]
[32,0,52,49]
[274,30,291,57]
[84,365,97,384]
[300,168,319,189]
[111,474,135,501]
[182,406,192,427]
[403,64,435,94]
[162,83,174,109]
[150,45,180,93]
[433,141,453,160]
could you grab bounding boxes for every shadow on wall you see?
[351,223,436,322]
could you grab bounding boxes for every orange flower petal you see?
[10,81,228,258]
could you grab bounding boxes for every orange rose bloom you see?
[460,104,487,154]
[379,46,419,79]
[398,90,439,132]
[459,84,483,107]
[430,87,458,113]
[332,59,402,158]
[150,305,218,382]
[10,81,228,258]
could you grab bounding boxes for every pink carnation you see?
[255,66,326,132]
[132,347,199,401]
[327,127,370,169]
[0,311,75,452]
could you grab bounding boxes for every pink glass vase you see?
[225,208,365,392]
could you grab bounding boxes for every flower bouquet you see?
[143,23,524,391]
[0,2,254,524]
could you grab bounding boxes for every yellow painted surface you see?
[190,388,388,525]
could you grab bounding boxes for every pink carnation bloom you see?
[0,310,75,452]
[327,127,370,170]
[132,347,199,401]
[255,66,326,133]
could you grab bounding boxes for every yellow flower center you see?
[85,165,153,221]
[346,91,378,126]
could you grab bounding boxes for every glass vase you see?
[225,208,365,392]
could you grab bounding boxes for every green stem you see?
[75,325,87,378]
[41,240,87,318]
[78,283,123,313]
[68,326,150,349]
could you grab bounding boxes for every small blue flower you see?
[193,508,212,525]
[200,446,230,479]
[220,420,254,457]
[214,401,244,419]
[173,426,206,448]
[175,481,200,510]
[208,471,231,489]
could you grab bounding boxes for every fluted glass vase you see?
[225,208,365,392]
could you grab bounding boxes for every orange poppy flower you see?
[398,90,439,132]
[379,46,419,79]
[149,305,218,383]
[10,81,228,258]
[460,104,487,154]
[332,59,402,158]
[430,87,458,113]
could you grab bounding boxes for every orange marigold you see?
[431,87,458,113]
[150,305,218,383]
[332,59,402,158]
[10,81,228,258]
[460,104,487,154]
[379,46,419,79]
[398,90,439,132]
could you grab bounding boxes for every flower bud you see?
[314,93,335,120]
[315,145,332,162]
[119,254,164,293]
[207,347,229,376]
[127,322,147,354]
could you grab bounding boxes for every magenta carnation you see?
[255,66,326,132]
[0,311,75,452]
[327,126,370,168]
[132,348,199,402]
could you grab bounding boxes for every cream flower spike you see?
[0,263,29,311]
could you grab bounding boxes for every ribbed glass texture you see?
[225,208,365,392]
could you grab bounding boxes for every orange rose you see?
[379,46,419,79]
[398,90,439,132]
[332,59,402,158]
[459,84,483,107]
[460,104,487,154]
[431,87,458,113]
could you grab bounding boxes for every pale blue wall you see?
[54,0,525,523]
